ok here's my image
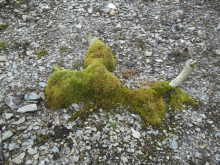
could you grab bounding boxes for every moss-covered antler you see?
[46,36,198,127]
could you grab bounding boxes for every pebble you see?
[12,116,25,125]
[3,113,14,120]
[0,56,7,61]
[11,152,25,164]
[24,92,40,100]
[144,51,152,56]
[108,3,116,9]
[4,96,21,109]
[171,139,178,150]
[2,130,13,141]
[131,128,141,139]
[17,104,38,113]
[110,9,116,15]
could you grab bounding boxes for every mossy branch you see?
[169,59,197,88]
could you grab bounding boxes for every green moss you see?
[110,123,116,129]
[0,41,6,51]
[0,23,9,31]
[38,49,47,59]
[46,39,198,127]
[169,87,199,112]
[60,46,67,52]
[84,40,115,72]
[52,64,61,72]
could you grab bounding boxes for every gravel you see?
[0,0,220,164]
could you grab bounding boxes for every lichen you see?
[38,49,47,59]
[46,39,198,127]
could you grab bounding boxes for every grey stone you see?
[52,146,59,153]
[11,152,25,164]
[172,139,178,150]
[168,73,174,78]
[12,116,25,125]
[76,23,83,29]
[8,143,20,151]
[17,104,37,113]
[121,156,128,163]
[28,148,38,155]
[88,7,93,13]
[71,33,78,39]
[3,113,14,120]
[39,92,45,100]
[0,56,7,61]
[217,23,220,30]
[39,82,47,87]
[24,92,40,101]
[131,128,141,138]
[2,130,13,141]
[4,96,21,109]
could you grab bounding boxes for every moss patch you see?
[38,49,47,59]
[0,41,6,51]
[168,87,199,112]
[84,40,115,72]
[0,23,9,31]
[46,39,197,127]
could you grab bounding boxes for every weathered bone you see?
[169,59,197,88]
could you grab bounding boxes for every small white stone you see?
[144,51,152,56]
[216,50,220,55]
[33,152,39,160]
[199,144,208,150]
[131,128,141,138]
[121,156,128,162]
[73,156,79,162]
[116,23,121,29]
[26,160,33,165]
[120,127,125,132]
[58,24,66,29]
[108,3,116,9]
[110,9,116,15]
[88,7,93,13]
[75,23,83,29]
[155,59,163,63]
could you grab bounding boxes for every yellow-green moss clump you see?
[46,39,197,127]
[169,87,199,112]
[0,41,6,51]
[38,49,47,59]
[84,40,115,72]
[0,23,9,31]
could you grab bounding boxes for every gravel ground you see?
[0,0,220,164]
